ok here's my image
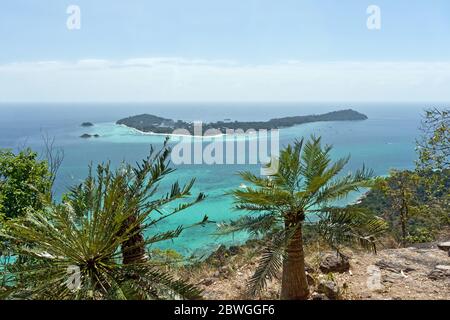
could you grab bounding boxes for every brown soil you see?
[185,243,450,300]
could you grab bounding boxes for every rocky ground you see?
[186,241,450,300]
[335,245,450,300]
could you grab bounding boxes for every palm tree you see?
[219,137,386,300]
[0,140,207,300]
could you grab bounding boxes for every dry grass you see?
[176,237,450,300]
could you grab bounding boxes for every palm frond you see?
[120,265,203,300]
[247,230,287,296]
[315,206,387,253]
[309,165,374,208]
[272,139,304,190]
[231,187,292,211]
[1,141,205,300]
[300,136,332,188]
[215,214,279,236]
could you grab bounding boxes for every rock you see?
[245,239,262,248]
[200,278,215,286]
[382,272,404,284]
[81,122,94,127]
[427,269,450,280]
[435,265,450,272]
[427,264,450,280]
[205,244,244,265]
[437,242,450,252]
[319,253,350,273]
[219,265,233,278]
[80,133,100,139]
[311,292,329,300]
[375,259,415,273]
[229,246,242,256]
[317,280,339,300]
[205,245,229,265]
[220,265,229,272]
[305,263,314,273]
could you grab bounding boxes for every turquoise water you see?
[0,102,428,255]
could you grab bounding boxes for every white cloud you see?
[1,58,449,102]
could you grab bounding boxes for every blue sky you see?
[1,0,450,102]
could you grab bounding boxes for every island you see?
[116,109,368,136]
[80,133,100,139]
[81,122,94,127]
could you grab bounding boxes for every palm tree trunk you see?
[121,215,146,265]
[280,223,310,300]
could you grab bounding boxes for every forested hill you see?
[116,109,368,135]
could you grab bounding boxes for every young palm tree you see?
[219,137,386,300]
[0,140,207,300]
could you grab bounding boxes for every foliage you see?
[218,137,386,298]
[376,170,420,246]
[416,108,449,171]
[0,141,207,300]
[405,227,435,244]
[356,169,449,245]
[0,149,52,219]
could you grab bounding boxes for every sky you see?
[1,0,450,102]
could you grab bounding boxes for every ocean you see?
[0,102,429,256]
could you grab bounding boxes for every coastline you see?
[115,109,369,138]
[117,123,258,139]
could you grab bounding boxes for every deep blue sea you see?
[0,102,430,255]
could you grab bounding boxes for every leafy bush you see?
[1,142,207,300]
[0,149,52,219]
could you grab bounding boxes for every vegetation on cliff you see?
[0,149,52,220]
[416,108,449,171]
[117,109,368,135]
[355,169,449,245]
[355,108,449,246]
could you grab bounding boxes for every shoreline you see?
[115,109,369,138]
[117,123,260,139]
